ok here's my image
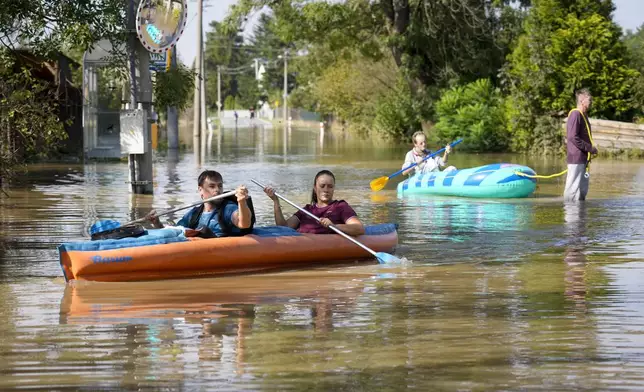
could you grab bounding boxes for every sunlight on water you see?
[1,126,644,390]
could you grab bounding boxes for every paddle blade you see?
[370,176,389,192]
[375,252,403,265]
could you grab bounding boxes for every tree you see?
[0,0,126,57]
[154,64,196,115]
[222,0,529,140]
[504,0,639,152]
[624,24,644,119]
[231,1,530,86]
[434,79,509,152]
[0,56,69,180]
[312,53,398,131]
[248,13,292,104]
[0,0,125,178]
[204,21,264,111]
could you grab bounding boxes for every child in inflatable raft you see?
[402,131,457,176]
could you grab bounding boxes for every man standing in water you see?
[564,88,597,201]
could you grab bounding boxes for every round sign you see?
[136,0,188,53]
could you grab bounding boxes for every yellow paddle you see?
[370,139,463,191]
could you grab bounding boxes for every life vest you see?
[187,193,256,238]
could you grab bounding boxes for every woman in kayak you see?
[263,170,365,236]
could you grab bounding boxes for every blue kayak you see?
[397,163,537,198]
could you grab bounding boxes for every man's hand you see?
[591,146,598,155]
[445,145,451,154]
[145,209,163,228]
[184,228,200,237]
[236,184,249,202]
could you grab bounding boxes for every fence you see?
[587,118,644,151]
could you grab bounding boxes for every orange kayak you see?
[59,224,398,282]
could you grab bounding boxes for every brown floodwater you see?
[1,125,644,390]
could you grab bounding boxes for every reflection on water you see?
[1,125,644,389]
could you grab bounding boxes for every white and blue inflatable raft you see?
[397,163,537,198]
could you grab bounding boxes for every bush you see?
[531,115,566,155]
[434,79,508,152]
[373,79,428,140]
[154,65,195,114]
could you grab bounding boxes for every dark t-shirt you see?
[294,200,358,234]
[566,110,594,164]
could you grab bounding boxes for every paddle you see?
[251,179,402,265]
[90,190,236,239]
[370,138,464,191]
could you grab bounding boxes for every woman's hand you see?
[319,217,333,228]
[263,186,279,202]
[445,145,451,154]
[235,184,249,202]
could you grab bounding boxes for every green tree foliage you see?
[225,0,528,141]
[504,0,639,152]
[434,79,509,152]
[248,14,292,102]
[0,0,125,57]
[312,54,397,129]
[204,20,271,111]
[0,57,69,178]
[227,0,527,89]
[374,78,430,140]
[623,24,644,118]
[0,0,125,177]
[154,65,195,114]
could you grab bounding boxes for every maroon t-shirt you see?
[294,200,358,234]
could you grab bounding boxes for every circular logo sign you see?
[136,0,188,53]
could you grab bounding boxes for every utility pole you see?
[125,0,153,194]
[283,49,288,124]
[127,0,137,108]
[217,65,221,122]
[192,0,203,157]
[254,58,259,80]
[200,50,207,160]
[167,48,179,150]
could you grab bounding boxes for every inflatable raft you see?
[59,224,398,282]
[397,163,537,198]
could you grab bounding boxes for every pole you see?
[127,0,137,108]
[200,49,207,160]
[217,65,221,123]
[254,58,259,80]
[283,49,288,123]
[192,0,203,156]
[167,48,179,150]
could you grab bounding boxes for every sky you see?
[175,0,644,67]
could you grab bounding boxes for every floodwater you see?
[1,125,644,390]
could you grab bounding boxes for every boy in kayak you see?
[146,170,253,238]
[262,170,365,236]
[402,131,456,176]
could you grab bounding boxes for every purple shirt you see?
[566,110,594,164]
[294,200,358,234]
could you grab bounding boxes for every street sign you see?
[150,52,166,68]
